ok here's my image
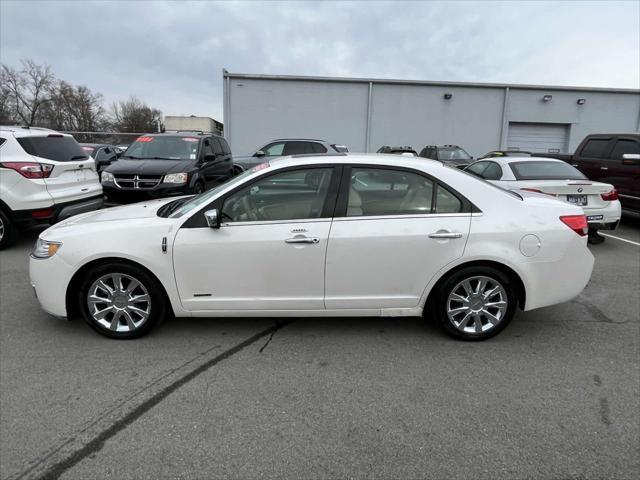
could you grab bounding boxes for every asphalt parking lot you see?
[1,217,638,480]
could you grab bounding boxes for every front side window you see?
[210,138,224,155]
[347,168,434,216]
[219,138,231,155]
[222,168,334,222]
[262,142,285,157]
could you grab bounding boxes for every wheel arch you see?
[66,256,173,320]
[423,259,526,314]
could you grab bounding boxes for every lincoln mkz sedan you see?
[30,154,595,340]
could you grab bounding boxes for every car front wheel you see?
[433,266,516,341]
[0,210,15,250]
[79,263,166,339]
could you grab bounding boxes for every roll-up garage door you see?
[507,122,569,153]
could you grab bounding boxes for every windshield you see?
[169,164,268,218]
[509,161,587,180]
[123,135,200,161]
[439,147,472,162]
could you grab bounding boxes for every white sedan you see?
[464,156,621,243]
[30,154,594,340]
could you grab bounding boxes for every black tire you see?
[193,181,205,195]
[0,209,15,250]
[232,165,244,177]
[431,266,517,341]
[588,230,605,244]
[78,262,167,339]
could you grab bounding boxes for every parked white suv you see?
[0,126,103,249]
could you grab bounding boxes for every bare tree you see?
[44,81,106,131]
[111,96,162,133]
[0,59,54,126]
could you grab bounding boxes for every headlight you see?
[163,172,188,184]
[101,171,114,183]
[32,238,62,259]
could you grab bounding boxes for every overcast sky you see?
[1,0,638,121]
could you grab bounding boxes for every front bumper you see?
[29,252,72,318]
[102,181,191,199]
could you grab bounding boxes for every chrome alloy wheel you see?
[446,276,508,334]
[87,273,151,332]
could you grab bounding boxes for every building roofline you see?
[222,70,640,94]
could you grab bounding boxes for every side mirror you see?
[622,153,640,165]
[254,150,265,158]
[204,209,220,229]
[204,153,216,163]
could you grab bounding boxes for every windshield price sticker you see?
[136,136,154,143]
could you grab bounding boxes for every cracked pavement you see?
[1,218,638,479]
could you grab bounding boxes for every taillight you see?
[601,189,618,201]
[31,208,54,219]
[560,215,588,236]
[520,187,557,197]
[0,162,53,179]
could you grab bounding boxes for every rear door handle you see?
[428,231,463,239]
[600,167,608,170]
[285,237,319,244]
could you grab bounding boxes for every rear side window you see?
[580,139,610,158]
[348,168,434,216]
[482,162,503,180]
[466,162,488,177]
[282,142,313,156]
[509,161,586,180]
[435,185,463,213]
[210,138,224,155]
[219,138,231,155]
[610,139,639,160]
[0,138,6,147]
[17,136,89,162]
[310,142,327,154]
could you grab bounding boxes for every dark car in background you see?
[80,143,119,173]
[101,132,234,202]
[377,145,418,155]
[233,138,344,170]
[419,144,473,168]
[537,133,640,214]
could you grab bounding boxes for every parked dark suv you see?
[101,132,234,202]
[419,145,473,168]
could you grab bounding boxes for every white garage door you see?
[507,122,569,153]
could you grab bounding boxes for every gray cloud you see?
[1,0,638,121]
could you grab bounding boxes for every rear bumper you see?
[522,235,594,311]
[10,195,104,229]
[584,201,621,230]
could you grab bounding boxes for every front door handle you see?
[285,237,319,244]
[428,231,463,239]
[600,166,608,170]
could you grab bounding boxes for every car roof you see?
[487,156,565,166]
[80,143,111,148]
[265,153,442,170]
[0,125,71,138]
[268,138,327,143]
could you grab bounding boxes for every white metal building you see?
[222,70,640,157]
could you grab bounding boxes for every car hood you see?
[106,158,196,175]
[47,197,183,232]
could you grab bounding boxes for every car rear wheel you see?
[433,266,516,341]
[232,165,244,176]
[79,263,166,339]
[0,210,15,250]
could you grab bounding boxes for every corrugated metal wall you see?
[224,72,640,158]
